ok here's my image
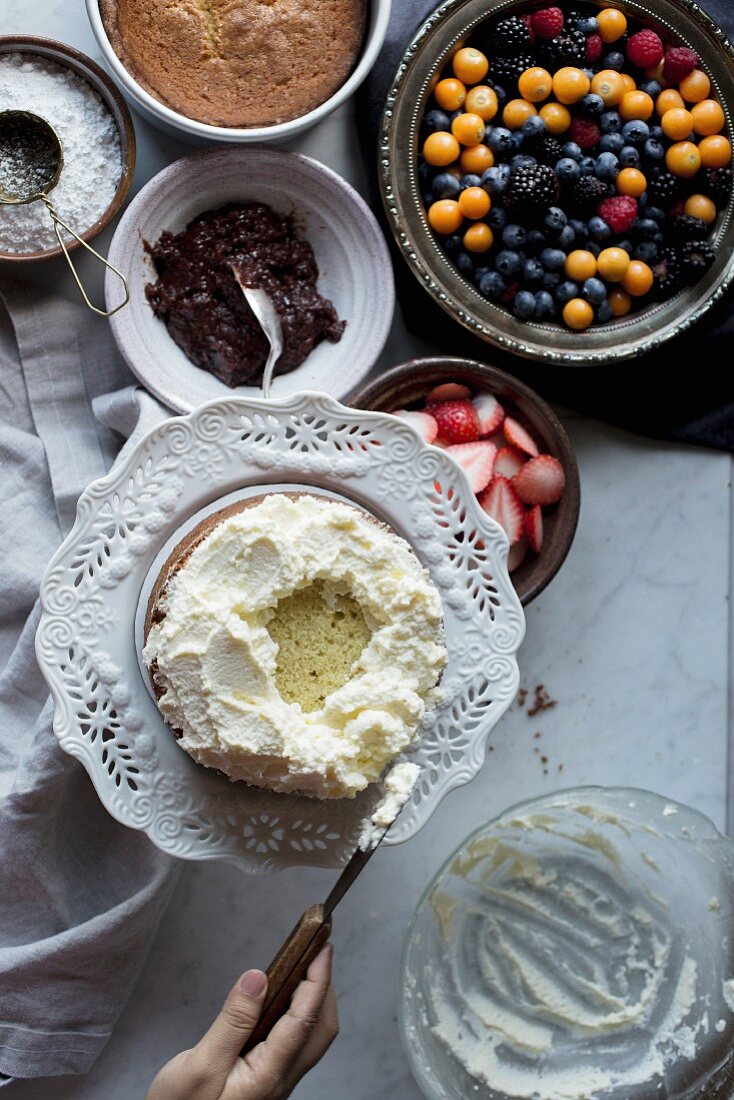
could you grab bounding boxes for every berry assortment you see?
[419,5,732,330]
[395,383,566,572]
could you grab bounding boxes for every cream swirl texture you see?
[143,495,447,799]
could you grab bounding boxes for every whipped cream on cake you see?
[143,495,446,799]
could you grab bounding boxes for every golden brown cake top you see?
[101,0,367,128]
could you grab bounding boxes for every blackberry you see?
[571,174,613,211]
[541,29,587,68]
[490,53,536,91]
[703,167,732,205]
[536,136,564,166]
[504,164,559,219]
[648,169,683,208]
[564,9,586,31]
[680,240,716,282]
[667,214,709,244]
[488,15,532,56]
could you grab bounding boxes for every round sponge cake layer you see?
[143,492,448,799]
[101,0,367,128]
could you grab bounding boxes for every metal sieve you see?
[0,109,128,315]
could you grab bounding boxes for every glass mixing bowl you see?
[400,787,734,1100]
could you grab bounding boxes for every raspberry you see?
[585,34,603,63]
[520,13,537,43]
[569,117,601,150]
[531,6,564,39]
[597,195,638,234]
[626,29,664,69]
[663,46,699,85]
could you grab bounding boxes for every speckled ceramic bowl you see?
[348,357,580,605]
[379,0,734,366]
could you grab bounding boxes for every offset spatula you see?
[241,840,382,1054]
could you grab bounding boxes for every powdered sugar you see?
[0,53,122,254]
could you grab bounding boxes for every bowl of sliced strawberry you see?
[349,357,580,604]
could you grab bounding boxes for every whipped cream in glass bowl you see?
[400,787,734,1100]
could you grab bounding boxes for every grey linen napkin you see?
[0,281,179,1083]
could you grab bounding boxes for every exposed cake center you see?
[267,581,373,713]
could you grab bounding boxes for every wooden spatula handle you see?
[241,903,332,1055]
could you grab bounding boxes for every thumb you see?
[195,969,268,1071]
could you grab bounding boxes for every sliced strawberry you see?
[473,392,505,436]
[508,536,529,573]
[513,455,565,506]
[446,441,497,494]
[503,416,539,457]
[430,399,480,444]
[393,409,438,444]
[425,382,471,404]
[479,476,525,545]
[494,445,526,479]
[525,504,544,553]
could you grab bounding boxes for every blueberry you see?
[422,192,435,206]
[510,131,526,150]
[581,93,605,118]
[510,154,536,171]
[448,109,463,124]
[634,241,659,262]
[582,277,607,304]
[488,127,513,154]
[503,224,527,248]
[523,115,547,140]
[561,142,583,161]
[579,156,596,177]
[478,270,507,301]
[582,68,594,80]
[596,300,613,323]
[459,173,483,190]
[482,164,511,195]
[599,132,624,154]
[617,238,633,254]
[595,151,620,181]
[637,191,648,209]
[495,249,522,278]
[488,206,508,231]
[555,280,579,304]
[556,157,581,181]
[588,216,611,242]
[644,138,665,163]
[534,290,556,318]
[442,233,463,257]
[525,229,547,256]
[586,241,602,257]
[432,172,461,199]
[649,124,664,140]
[421,109,451,135]
[545,206,567,233]
[418,162,434,189]
[539,247,565,272]
[542,271,561,290]
[557,224,577,250]
[570,219,587,241]
[513,290,537,320]
[491,82,508,107]
[622,120,650,147]
[455,251,475,276]
[633,218,660,240]
[639,79,662,98]
[578,15,599,33]
[600,111,622,134]
[523,258,544,285]
[646,205,665,224]
[619,145,641,168]
[474,266,491,284]
[603,51,625,71]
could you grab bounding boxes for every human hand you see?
[146,943,338,1100]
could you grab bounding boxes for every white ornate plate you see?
[36,393,525,873]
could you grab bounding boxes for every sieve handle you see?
[44,197,128,318]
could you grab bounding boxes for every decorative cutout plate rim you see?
[36,392,525,873]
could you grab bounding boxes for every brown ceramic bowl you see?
[0,36,136,262]
[349,358,580,605]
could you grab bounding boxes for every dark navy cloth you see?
[357,0,734,451]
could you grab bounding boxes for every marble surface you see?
[3,3,734,1098]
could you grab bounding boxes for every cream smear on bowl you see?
[0,52,122,254]
[401,788,734,1100]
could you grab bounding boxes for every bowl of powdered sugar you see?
[0,36,135,261]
